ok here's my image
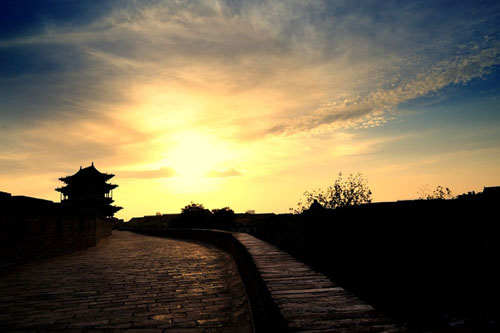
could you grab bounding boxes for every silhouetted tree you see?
[181,202,207,214]
[211,207,235,230]
[418,185,453,200]
[291,172,372,213]
[170,202,212,228]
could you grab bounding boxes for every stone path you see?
[0,231,252,331]
[233,233,405,332]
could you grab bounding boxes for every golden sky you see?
[1,1,500,220]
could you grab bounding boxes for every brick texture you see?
[0,231,252,331]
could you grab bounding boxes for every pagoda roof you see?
[59,163,114,183]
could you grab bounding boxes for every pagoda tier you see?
[59,163,114,184]
[55,163,122,218]
[56,183,118,195]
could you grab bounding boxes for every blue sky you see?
[1,0,499,219]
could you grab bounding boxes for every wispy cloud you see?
[206,168,241,178]
[264,41,500,136]
[2,1,498,140]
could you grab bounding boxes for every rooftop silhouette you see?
[56,163,122,217]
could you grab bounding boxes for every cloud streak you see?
[265,41,500,136]
[206,168,241,178]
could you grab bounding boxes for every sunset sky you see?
[1,0,500,220]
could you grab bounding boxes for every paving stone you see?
[0,231,252,331]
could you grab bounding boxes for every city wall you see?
[121,191,500,329]
[0,193,113,269]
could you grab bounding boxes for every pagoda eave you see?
[55,186,68,193]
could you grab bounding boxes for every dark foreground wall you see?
[253,198,500,331]
[0,193,113,269]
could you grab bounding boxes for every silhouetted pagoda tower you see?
[56,162,122,217]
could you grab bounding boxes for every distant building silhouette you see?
[457,186,500,201]
[483,186,500,199]
[56,163,122,217]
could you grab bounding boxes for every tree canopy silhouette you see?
[169,202,236,230]
[211,207,235,230]
[417,185,454,200]
[167,202,211,228]
[181,202,209,214]
[292,172,372,213]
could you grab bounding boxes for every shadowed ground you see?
[0,231,252,331]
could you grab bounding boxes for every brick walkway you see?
[0,231,252,331]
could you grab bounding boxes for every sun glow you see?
[164,131,237,192]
